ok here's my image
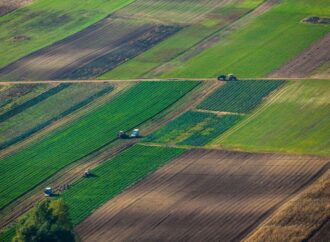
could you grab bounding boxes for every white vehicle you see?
[130,129,140,138]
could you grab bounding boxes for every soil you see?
[75,149,327,242]
[0,16,180,81]
[0,0,34,16]
[269,33,330,78]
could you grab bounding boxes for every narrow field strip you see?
[197,80,285,113]
[245,166,330,242]
[75,149,327,242]
[0,81,199,209]
[0,84,114,150]
[144,110,242,146]
[0,0,34,17]
[0,83,69,122]
[0,0,134,69]
[0,83,50,115]
[215,80,330,157]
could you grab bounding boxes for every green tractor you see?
[217,74,238,81]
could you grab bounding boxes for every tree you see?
[13,199,76,242]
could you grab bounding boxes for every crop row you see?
[197,80,285,113]
[0,84,114,150]
[0,83,70,122]
[144,111,243,146]
[0,81,199,209]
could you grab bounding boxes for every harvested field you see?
[0,0,34,16]
[270,33,330,78]
[76,149,327,242]
[245,167,330,242]
[0,17,180,80]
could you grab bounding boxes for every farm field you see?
[0,83,51,116]
[163,0,330,78]
[75,149,327,241]
[0,0,266,81]
[0,0,134,69]
[0,83,113,150]
[0,81,199,209]
[99,0,264,79]
[197,80,284,113]
[144,111,242,146]
[0,0,34,16]
[62,145,186,225]
[245,167,330,242]
[214,80,330,157]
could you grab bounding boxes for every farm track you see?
[0,77,330,86]
[270,32,330,78]
[0,80,218,229]
[76,149,328,242]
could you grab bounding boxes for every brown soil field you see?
[75,149,327,242]
[270,32,330,78]
[245,168,330,242]
[0,17,180,81]
[0,0,33,16]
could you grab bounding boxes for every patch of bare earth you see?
[0,0,34,16]
[75,149,327,242]
[269,32,330,78]
[245,167,330,242]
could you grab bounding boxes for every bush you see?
[13,199,76,242]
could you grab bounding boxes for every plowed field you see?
[76,149,327,242]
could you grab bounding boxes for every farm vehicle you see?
[217,74,238,81]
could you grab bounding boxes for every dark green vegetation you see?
[198,80,285,113]
[145,111,243,146]
[13,199,75,242]
[0,81,199,209]
[62,145,186,225]
[0,0,134,68]
[215,80,330,156]
[0,84,113,150]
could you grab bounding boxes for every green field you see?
[214,80,330,156]
[0,84,51,115]
[0,81,199,209]
[0,0,134,68]
[144,111,243,146]
[163,0,330,78]
[99,0,264,79]
[198,80,285,113]
[62,145,186,224]
[0,84,113,149]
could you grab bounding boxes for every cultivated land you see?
[75,149,327,241]
[163,0,330,78]
[0,0,34,16]
[0,83,113,150]
[214,80,330,157]
[0,81,199,209]
[144,110,242,146]
[0,0,134,69]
